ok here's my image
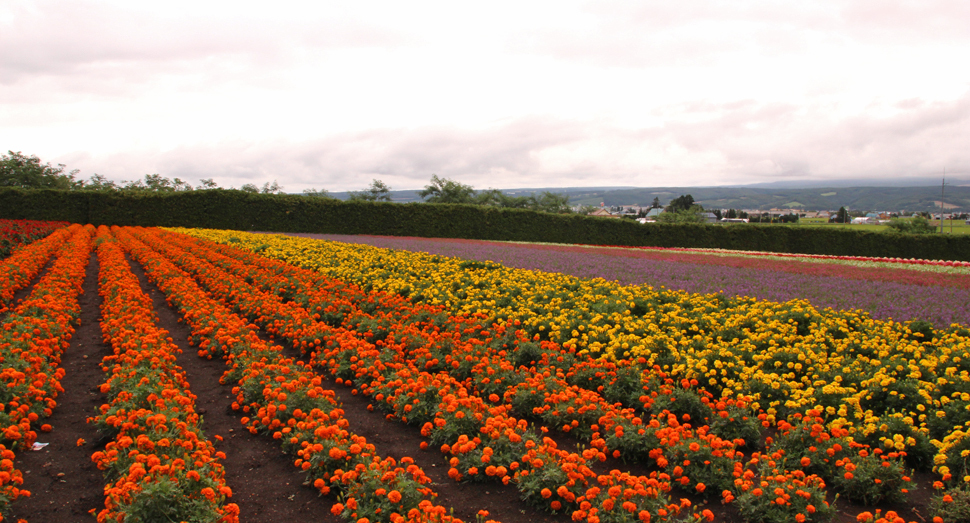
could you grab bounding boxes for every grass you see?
[738,217,970,235]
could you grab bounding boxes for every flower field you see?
[4,223,970,523]
[0,219,68,260]
[272,233,970,327]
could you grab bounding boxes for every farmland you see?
[3,224,970,523]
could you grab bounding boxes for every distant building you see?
[589,208,619,218]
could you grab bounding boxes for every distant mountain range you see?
[329,180,970,212]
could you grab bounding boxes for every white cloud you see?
[1,0,968,190]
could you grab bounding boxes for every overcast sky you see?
[2,1,969,192]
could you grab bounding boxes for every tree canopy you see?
[886,216,936,234]
[348,179,393,202]
[0,150,80,189]
[665,194,696,213]
[418,174,476,204]
[416,175,572,214]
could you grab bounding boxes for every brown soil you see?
[7,244,936,523]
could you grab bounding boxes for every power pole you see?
[940,169,946,234]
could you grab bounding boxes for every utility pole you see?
[940,169,946,234]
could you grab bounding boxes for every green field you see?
[749,217,970,235]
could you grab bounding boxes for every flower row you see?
[113,226,476,523]
[90,226,239,522]
[0,223,93,519]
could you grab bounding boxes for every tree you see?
[348,179,392,202]
[665,194,696,213]
[198,178,220,190]
[120,174,193,192]
[302,188,332,198]
[472,188,501,206]
[0,150,80,189]
[529,191,571,214]
[725,208,738,219]
[240,183,260,193]
[886,216,936,234]
[657,205,705,224]
[83,173,118,191]
[496,192,531,208]
[829,207,850,223]
[260,180,283,194]
[418,175,476,204]
[650,197,662,209]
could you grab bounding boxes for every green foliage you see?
[121,173,195,192]
[657,206,705,224]
[475,188,527,208]
[348,179,392,201]
[887,215,936,234]
[931,487,970,523]
[829,207,850,223]
[302,188,332,198]
[2,187,970,261]
[420,175,572,213]
[419,174,476,203]
[0,150,80,189]
[829,452,910,505]
[530,191,572,214]
[665,194,696,212]
[115,478,228,523]
[83,174,119,191]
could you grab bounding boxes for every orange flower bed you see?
[90,226,239,523]
[0,223,75,315]
[0,223,92,518]
[114,226,478,523]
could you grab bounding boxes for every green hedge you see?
[2,187,969,261]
